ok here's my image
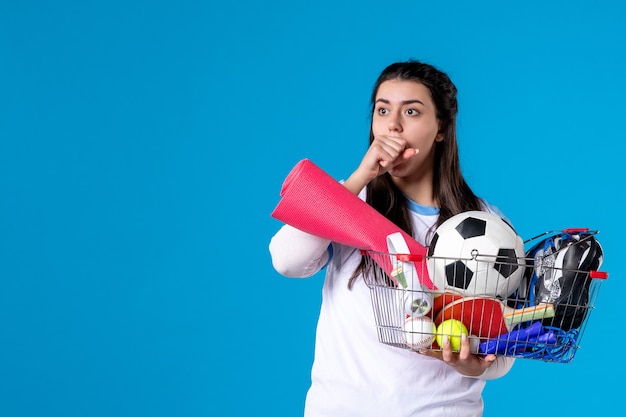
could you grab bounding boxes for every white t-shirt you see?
[269,195,514,417]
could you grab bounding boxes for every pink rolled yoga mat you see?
[271,158,435,290]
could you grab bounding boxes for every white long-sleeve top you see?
[269,196,514,417]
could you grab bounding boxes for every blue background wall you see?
[1,1,623,415]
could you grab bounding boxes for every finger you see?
[376,142,405,160]
[371,138,417,171]
[391,148,419,166]
[376,148,402,169]
[378,157,393,169]
[379,145,418,170]
[457,333,471,361]
[440,335,455,362]
[362,144,396,171]
[376,135,406,146]
[374,135,407,156]
[482,354,497,364]
[404,147,419,158]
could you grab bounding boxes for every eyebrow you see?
[375,98,426,106]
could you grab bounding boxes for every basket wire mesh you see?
[361,230,607,363]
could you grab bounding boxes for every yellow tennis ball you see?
[436,319,468,352]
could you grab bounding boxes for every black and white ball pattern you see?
[426,211,525,298]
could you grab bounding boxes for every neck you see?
[392,171,437,208]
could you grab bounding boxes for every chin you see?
[389,162,411,176]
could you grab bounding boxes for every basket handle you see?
[561,228,590,233]
[589,270,609,280]
[397,253,424,262]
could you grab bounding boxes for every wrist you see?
[343,170,372,195]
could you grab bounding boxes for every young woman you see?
[269,60,515,416]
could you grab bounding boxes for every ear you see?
[435,122,445,142]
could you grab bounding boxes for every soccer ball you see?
[426,211,525,298]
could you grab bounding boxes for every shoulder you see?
[480,198,506,219]
[479,198,517,229]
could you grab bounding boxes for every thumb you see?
[401,147,419,160]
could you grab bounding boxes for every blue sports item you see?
[479,321,551,355]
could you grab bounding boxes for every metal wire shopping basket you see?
[361,228,608,363]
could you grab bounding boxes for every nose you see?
[388,112,402,132]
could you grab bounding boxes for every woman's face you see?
[371,79,443,179]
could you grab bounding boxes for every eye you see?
[406,108,420,116]
[377,107,388,115]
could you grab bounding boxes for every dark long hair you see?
[349,60,482,288]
